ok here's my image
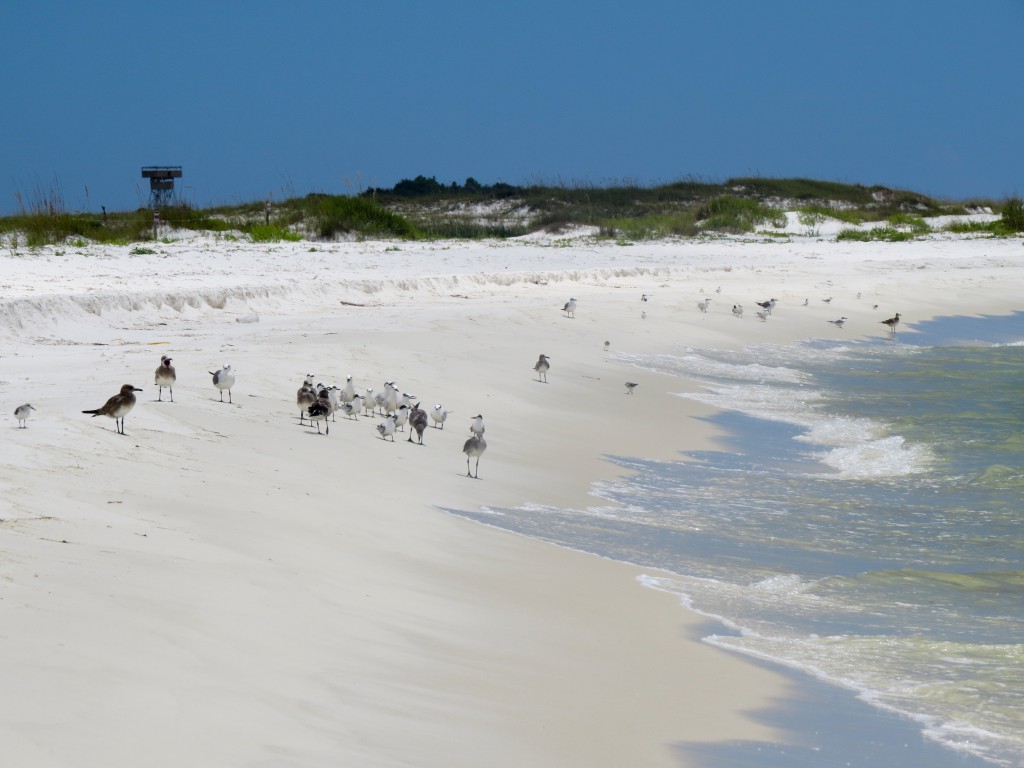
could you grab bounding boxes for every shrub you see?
[1001,198,1024,232]
[697,196,786,233]
[248,224,301,242]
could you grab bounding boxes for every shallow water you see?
[447,312,1024,767]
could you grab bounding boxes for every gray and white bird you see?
[881,312,901,333]
[394,404,411,432]
[340,393,364,420]
[469,414,485,437]
[82,384,142,435]
[562,297,577,318]
[828,317,848,328]
[697,298,711,313]
[624,382,638,395]
[210,364,235,403]
[431,403,450,429]
[534,353,550,383]
[339,375,356,404]
[363,389,377,417]
[154,354,176,402]
[732,304,744,318]
[755,310,769,322]
[14,403,35,428]
[463,434,487,478]
[376,414,397,441]
[756,298,777,315]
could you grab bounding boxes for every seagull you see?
[363,388,377,416]
[534,353,550,383]
[828,317,848,328]
[431,403,450,429]
[562,297,577,318]
[697,298,710,313]
[881,312,901,333]
[82,384,142,435]
[755,310,768,322]
[14,403,35,428]
[154,354,176,402]
[297,382,317,424]
[339,375,356,404]
[408,404,429,445]
[394,404,411,432]
[624,382,638,395]
[732,304,744,318]
[376,414,397,441]
[306,400,330,435]
[210,364,235,403]
[469,414,485,437]
[756,298,777,315]
[463,434,487,478]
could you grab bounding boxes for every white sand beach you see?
[2,222,1021,767]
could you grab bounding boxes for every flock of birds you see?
[12,294,904,480]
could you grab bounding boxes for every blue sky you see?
[2,1,1021,215]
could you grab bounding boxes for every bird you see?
[803,298,809,306]
[881,312,901,333]
[822,297,833,304]
[469,414,485,437]
[154,354,176,402]
[82,384,142,435]
[697,298,711,313]
[306,400,330,435]
[756,298,777,315]
[562,297,577,318]
[210,364,235,403]
[732,304,744,318]
[339,375,356,404]
[430,403,450,429]
[14,403,35,428]
[534,353,550,383]
[641,310,647,319]
[296,382,317,424]
[755,310,768,322]
[603,340,610,351]
[624,382,638,395]
[463,434,487,479]
[641,293,649,302]
[363,388,376,416]
[339,393,363,420]
[376,414,397,441]
[828,317,848,328]
[394,404,411,432]
[408,404,429,445]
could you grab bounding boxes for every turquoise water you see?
[448,313,1024,767]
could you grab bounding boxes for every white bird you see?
[384,382,400,414]
[340,393,364,420]
[210,365,235,403]
[373,387,388,415]
[562,297,577,318]
[463,434,487,478]
[82,384,142,435]
[394,404,411,431]
[376,414,397,441]
[828,317,848,328]
[398,391,417,410]
[469,414,485,437]
[339,375,356,403]
[732,304,744,317]
[756,298,777,315]
[431,403,450,429]
[534,353,550,383]
[325,385,341,420]
[14,402,35,428]
[641,310,647,319]
[755,310,768,322]
[154,354,176,402]
[697,298,711,313]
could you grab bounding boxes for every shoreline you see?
[2,232,1022,766]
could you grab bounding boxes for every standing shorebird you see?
[82,384,142,435]
[828,317,848,328]
[562,297,577,318]
[624,382,638,395]
[755,310,769,322]
[881,313,901,333]
[339,375,356,404]
[463,434,487,478]
[469,414,485,437]
[376,414,397,441]
[306,400,331,435]
[210,364,235,403]
[756,298,777,315]
[296,382,317,424]
[14,403,35,428]
[534,353,551,383]
[697,298,711,313]
[154,354,176,402]
[732,304,744,318]
[431,403,450,429]
[408,404,429,445]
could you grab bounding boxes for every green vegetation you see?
[1,175,1016,247]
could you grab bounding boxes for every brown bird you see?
[154,354,176,402]
[881,312,901,333]
[82,384,142,435]
[463,434,487,478]
[408,403,429,445]
[534,353,550,383]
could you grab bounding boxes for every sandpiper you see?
[82,384,142,435]
[463,434,487,478]
[625,382,638,395]
[534,353,550,383]
[697,298,710,313]
[881,313,901,333]
[828,317,848,328]
[14,403,35,428]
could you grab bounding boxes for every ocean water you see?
[447,312,1024,767]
